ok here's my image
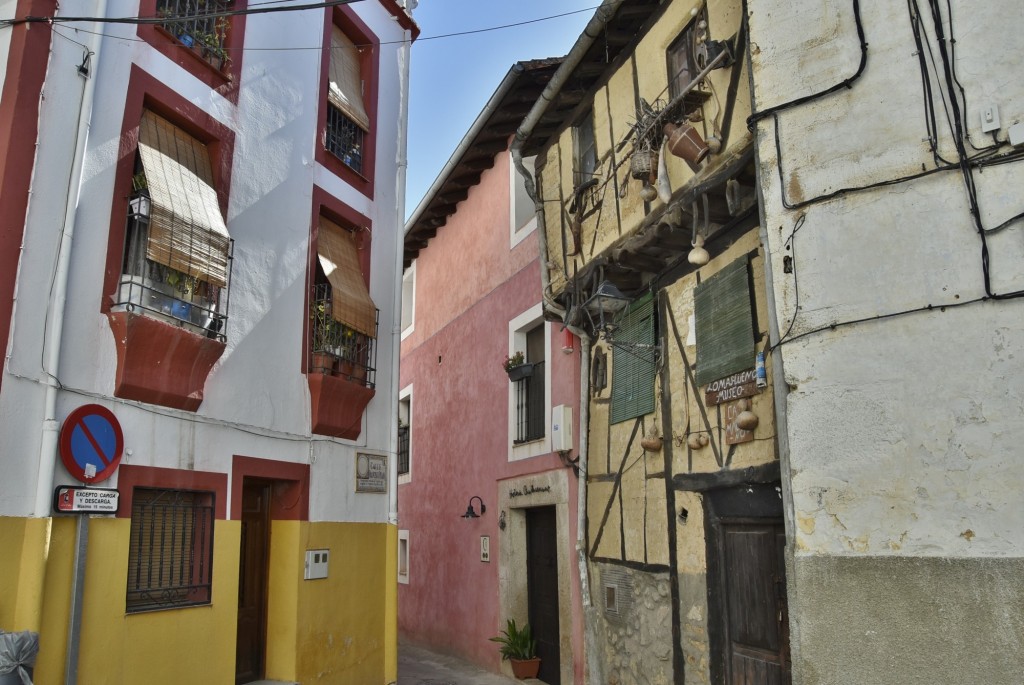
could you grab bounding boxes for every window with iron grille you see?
[113,111,232,341]
[126,488,214,613]
[325,105,365,174]
[157,0,232,70]
[513,361,545,443]
[325,24,369,175]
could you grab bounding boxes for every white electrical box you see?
[304,549,330,580]
[551,405,573,452]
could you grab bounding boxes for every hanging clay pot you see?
[736,410,759,431]
[686,433,709,450]
[640,184,658,202]
[688,234,710,266]
[664,122,710,164]
[641,435,663,452]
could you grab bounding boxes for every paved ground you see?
[398,639,538,685]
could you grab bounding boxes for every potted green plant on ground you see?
[489,618,540,680]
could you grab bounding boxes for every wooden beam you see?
[671,462,781,492]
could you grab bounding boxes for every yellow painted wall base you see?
[267,521,397,684]
[2,516,396,684]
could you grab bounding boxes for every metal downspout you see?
[390,28,412,528]
[508,3,623,683]
[34,0,108,518]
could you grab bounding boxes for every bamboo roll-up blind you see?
[317,218,377,337]
[138,111,231,288]
[328,26,370,132]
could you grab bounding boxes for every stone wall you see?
[595,563,674,685]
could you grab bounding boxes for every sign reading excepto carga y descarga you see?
[53,486,120,514]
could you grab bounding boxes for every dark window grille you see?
[309,283,377,388]
[574,113,597,185]
[397,424,410,475]
[514,360,545,444]
[113,191,231,341]
[325,105,365,174]
[157,0,230,62]
[127,488,214,613]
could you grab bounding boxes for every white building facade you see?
[0,0,415,681]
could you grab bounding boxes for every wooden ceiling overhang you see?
[556,143,760,330]
[403,0,666,270]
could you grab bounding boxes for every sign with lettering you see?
[705,369,759,406]
[724,400,755,445]
[53,486,119,514]
[355,452,387,493]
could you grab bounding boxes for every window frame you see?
[666,10,706,100]
[116,464,228,615]
[103,67,235,319]
[315,6,379,198]
[508,304,552,461]
[510,154,538,247]
[609,293,657,425]
[693,257,756,387]
[397,529,410,584]
[398,383,412,483]
[573,110,598,186]
[400,262,415,340]
[135,0,246,96]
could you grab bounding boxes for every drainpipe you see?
[509,3,624,683]
[34,0,108,519]
[389,27,413,527]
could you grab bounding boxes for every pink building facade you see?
[399,62,585,685]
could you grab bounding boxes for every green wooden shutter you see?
[610,293,657,424]
[694,258,754,387]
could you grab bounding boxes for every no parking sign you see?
[58,404,124,484]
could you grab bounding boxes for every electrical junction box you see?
[1009,122,1024,147]
[981,104,1001,133]
[551,405,573,452]
[304,549,330,580]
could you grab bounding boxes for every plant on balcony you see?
[489,619,540,680]
[310,300,340,374]
[502,351,533,381]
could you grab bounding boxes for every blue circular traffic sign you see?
[59,404,124,484]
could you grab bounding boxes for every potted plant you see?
[310,301,339,374]
[503,351,533,382]
[489,618,540,680]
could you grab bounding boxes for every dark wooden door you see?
[720,522,790,685]
[236,480,270,684]
[526,506,560,685]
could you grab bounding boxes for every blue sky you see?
[405,1,598,220]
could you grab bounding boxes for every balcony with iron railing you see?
[156,0,232,70]
[513,361,545,444]
[112,192,230,342]
[309,283,377,389]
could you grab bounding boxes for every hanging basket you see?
[506,363,535,382]
[630,148,659,180]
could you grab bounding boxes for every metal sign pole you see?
[64,515,89,685]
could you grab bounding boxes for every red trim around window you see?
[230,455,310,521]
[117,464,228,519]
[304,186,373,373]
[135,0,245,102]
[315,6,379,199]
[102,65,236,311]
[0,0,56,397]
[379,0,420,39]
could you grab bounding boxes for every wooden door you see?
[526,506,561,685]
[720,522,790,685]
[236,480,270,684]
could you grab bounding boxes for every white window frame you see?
[398,383,413,484]
[398,529,410,584]
[508,303,551,462]
[400,262,416,340]
[510,154,537,248]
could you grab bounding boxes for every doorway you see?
[706,484,791,685]
[526,506,560,685]
[236,479,271,684]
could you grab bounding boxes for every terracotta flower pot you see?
[510,657,541,679]
[664,122,710,164]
